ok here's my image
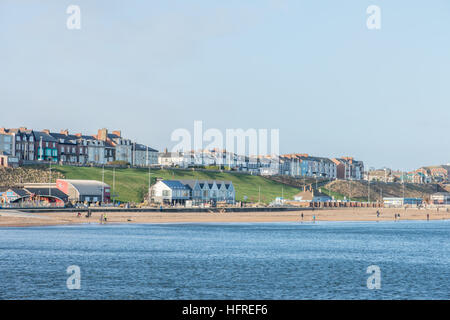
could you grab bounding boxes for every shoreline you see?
[1,207,449,228]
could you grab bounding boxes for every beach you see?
[0,207,449,227]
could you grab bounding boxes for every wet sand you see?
[0,207,449,227]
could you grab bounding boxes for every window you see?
[162,190,169,197]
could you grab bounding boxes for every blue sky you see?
[1,0,449,170]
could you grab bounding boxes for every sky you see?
[1,0,449,171]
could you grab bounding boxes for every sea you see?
[0,220,449,299]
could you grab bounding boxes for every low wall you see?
[12,206,314,214]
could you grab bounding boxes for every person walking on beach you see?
[376,210,380,218]
[313,215,316,223]
[427,213,429,221]
[104,213,107,222]
[301,213,304,221]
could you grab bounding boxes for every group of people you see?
[76,210,107,224]
[299,213,316,223]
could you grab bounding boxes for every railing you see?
[0,202,65,209]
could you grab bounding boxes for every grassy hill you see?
[53,166,300,203]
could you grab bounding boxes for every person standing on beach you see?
[427,213,430,221]
[301,213,304,221]
[100,214,104,224]
[313,215,316,223]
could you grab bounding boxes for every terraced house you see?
[332,157,364,180]
[34,130,58,162]
[0,127,35,161]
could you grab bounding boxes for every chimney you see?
[19,127,27,131]
[164,148,168,153]
[60,129,69,136]
[43,129,50,134]
[97,128,108,141]
[74,133,82,137]
[112,130,121,137]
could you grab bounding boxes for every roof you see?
[179,180,197,190]
[49,132,78,144]
[107,133,120,139]
[161,180,190,190]
[24,187,68,199]
[8,188,29,197]
[58,179,110,195]
[179,180,233,190]
[34,131,58,142]
[135,143,158,152]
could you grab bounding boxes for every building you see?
[56,179,111,203]
[34,130,58,162]
[158,149,185,167]
[293,186,332,203]
[283,154,337,179]
[23,183,69,204]
[332,157,364,180]
[0,131,15,157]
[383,197,423,207]
[49,130,82,164]
[0,127,35,161]
[106,130,132,163]
[132,143,159,166]
[0,188,29,204]
[180,180,235,204]
[0,153,19,168]
[430,192,450,205]
[149,180,191,205]
[149,179,235,205]
[0,184,68,206]
[75,134,107,164]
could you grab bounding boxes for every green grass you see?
[53,165,301,203]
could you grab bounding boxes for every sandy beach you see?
[0,207,449,227]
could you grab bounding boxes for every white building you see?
[150,179,235,205]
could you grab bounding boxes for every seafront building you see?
[0,127,159,167]
[0,179,111,207]
[149,179,236,205]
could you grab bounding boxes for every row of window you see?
[16,136,34,142]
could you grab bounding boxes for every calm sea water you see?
[0,221,449,300]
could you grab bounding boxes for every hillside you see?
[53,166,300,203]
[321,179,443,202]
[0,167,65,186]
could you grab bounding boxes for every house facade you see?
[133,143,159,166]
[34,130,58,162]
[0,128,35,161]
[149,179,235,205]
[149,180,191,205]
[332,157,364,180]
